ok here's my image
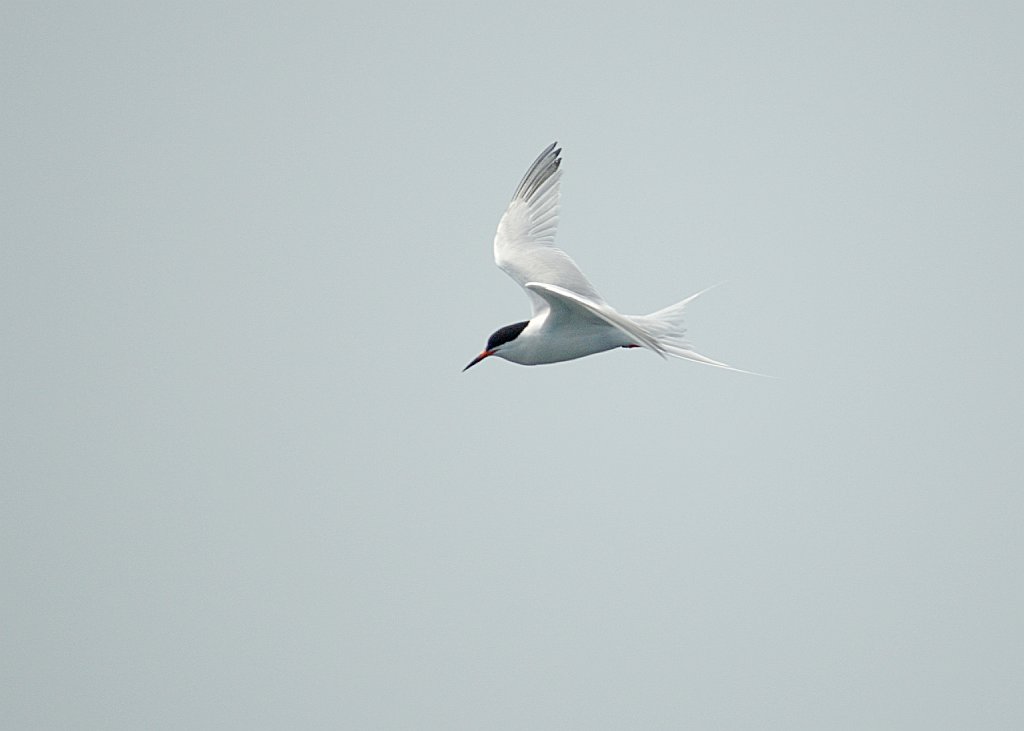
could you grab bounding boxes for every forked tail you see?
[629,286,760,374]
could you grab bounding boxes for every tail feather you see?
[629,285,765,375]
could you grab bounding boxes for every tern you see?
[464,142,750,373]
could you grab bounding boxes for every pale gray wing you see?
[524,282,666,357]
[529,282,768,373]
[493,143,605,315]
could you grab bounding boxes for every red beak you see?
[462,350,494,372]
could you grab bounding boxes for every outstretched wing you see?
[493,143,605,315]
[529,282,767,374]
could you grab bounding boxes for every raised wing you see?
[524,282,667,357]
[493,143,605,314]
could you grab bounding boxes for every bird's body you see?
[464,142,748,373]
[496,311,633,365]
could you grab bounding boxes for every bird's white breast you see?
[498,318,633,365]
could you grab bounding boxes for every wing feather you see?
[493,143,605,314]
[525,282,667,358]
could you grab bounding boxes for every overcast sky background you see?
[3,3,1022,729]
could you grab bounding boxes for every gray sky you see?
[3,2,1022,729]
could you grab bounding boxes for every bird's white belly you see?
[501,323,633,365]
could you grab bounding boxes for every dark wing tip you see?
[512,142,563,203]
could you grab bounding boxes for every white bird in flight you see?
[464,142,750,373]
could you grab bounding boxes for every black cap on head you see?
[486,320,529,351]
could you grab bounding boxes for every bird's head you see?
[463,320,530,371]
